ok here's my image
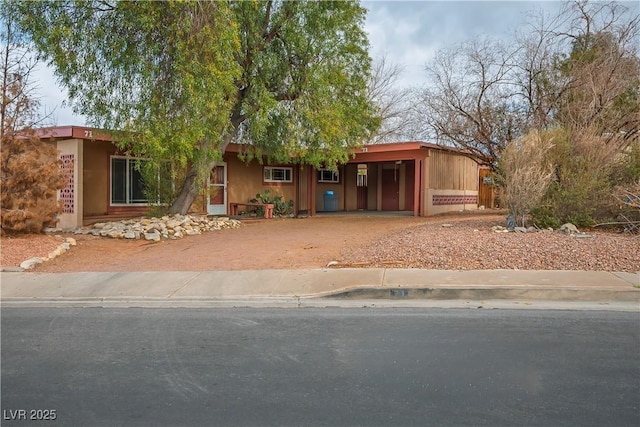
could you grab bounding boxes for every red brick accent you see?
[432,195,477,206]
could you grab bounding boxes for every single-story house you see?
[36,126,482,228]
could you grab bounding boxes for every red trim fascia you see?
[351,151,423,163]
[36,126,114,142]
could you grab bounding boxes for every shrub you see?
[250,189,294,217]
[530,128,619,227]
[495,129,555,227]
[1,131,65,233]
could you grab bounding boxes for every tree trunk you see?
[168,163,201,214]
[168,131,237,215]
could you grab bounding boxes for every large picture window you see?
[263,166,293,183]
[110,157,149,205]
[317,168,339,183]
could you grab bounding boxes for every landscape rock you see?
[20,257,44,270]
[144,231,161,242]
[514,227,528,233]
[560,223,579,234]
[66,237,77,246]
[81,214,241,241]
[48,246,66,259]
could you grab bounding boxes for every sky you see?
[31,0,633,127]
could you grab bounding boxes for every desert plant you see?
[250,189,294,217]
[611,179,640,232]
[0,17,64,233]
[495,129,555,227]
[532,127,619,227]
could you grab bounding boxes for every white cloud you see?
[32,62,86,126]
[363,0,566,89]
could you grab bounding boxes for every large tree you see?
[415,0,639,167]
[9,0,379,213]
[416,37,525,166]
[556,1,640,150]
[367,55,414,143]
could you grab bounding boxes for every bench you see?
[230,202,275,219]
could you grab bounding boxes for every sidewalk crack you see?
[166,272,203,298]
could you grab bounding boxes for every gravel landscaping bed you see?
[340,216,640,272]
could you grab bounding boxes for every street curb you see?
[2,297,639,312]
[321,286,640,302]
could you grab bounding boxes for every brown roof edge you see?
[35,125,114,142]
[360,141,482,160]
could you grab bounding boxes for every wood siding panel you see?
[429,150,477,190]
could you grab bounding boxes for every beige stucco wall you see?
[424,188,479,216]
[225,156,297,213]
[344,164,358,211]
[367,164,378,210]
[56,139,83,228]
[398,163,406,211]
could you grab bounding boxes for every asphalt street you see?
[2,308,639,426]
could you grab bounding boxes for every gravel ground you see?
[340,216,640,272]
[1,213,639,272]
[0,234,66,268]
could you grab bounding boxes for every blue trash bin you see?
[323,191,338,211]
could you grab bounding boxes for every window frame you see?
[109,155,151,206]
[263,166,293,183]
[317,168,340,183]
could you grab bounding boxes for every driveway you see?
[31,214,427,272]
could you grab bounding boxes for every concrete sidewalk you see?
[1,269,638,307]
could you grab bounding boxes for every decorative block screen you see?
[60,154,75,214]
[432,194,477,206]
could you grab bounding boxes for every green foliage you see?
[9,0,379,213]
[529,205,561,229]
[529,128,617,227]
[615,141,640,184]
[140,161,176,218]
[250,189,293,217]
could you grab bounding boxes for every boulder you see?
[144,231,161,242]
[560,223,579,234]
[20,257,44,270]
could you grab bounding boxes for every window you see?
[264,166,293,183]
[110,157,149,205]
[317,168,339,183]
[357,164,367,187]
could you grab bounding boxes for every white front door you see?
[207,163,227,215]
